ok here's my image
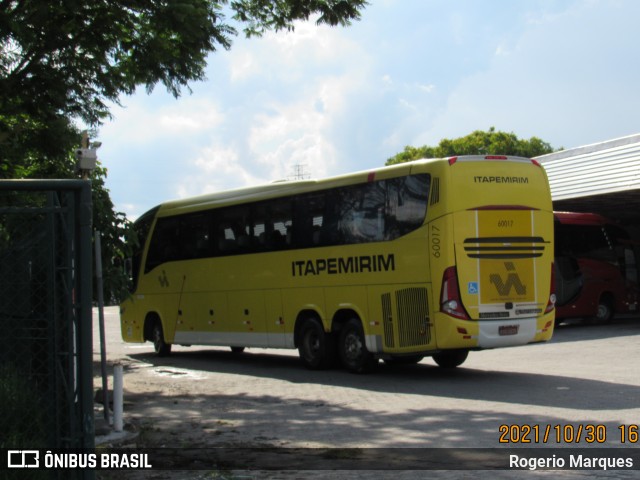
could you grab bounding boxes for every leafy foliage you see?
[386,127,557,165]
[6,134,134,303]
[0,0,368,303]
[0,115,81,179]
[90,165,135,304]
[0,0,367,127]
[1,0,232,125]
[232,0,367,37]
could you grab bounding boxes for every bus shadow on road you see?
[125,343,640,412]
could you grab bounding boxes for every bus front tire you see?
[152,321,172,357]
[298,319,336,370]
[339,319,378,374]
[433,349,468,369]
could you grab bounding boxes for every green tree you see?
[0,0,367,128]
[10,133,133,303]
[386,127,557,165]
[1,0,368,303]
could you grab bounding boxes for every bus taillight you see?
[545,263,557,314]
[440,266,470,320]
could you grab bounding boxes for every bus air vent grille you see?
[396,287,431,347]
[381,288,431,349]
[464,236,547,259]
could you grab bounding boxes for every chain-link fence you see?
[0,180,94,479]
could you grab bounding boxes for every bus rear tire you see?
[298,319,336,370]
[594,296,614,323]
[433,349,468,369]
[339,318,378,374]
[151,321,172,357]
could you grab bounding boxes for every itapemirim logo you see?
[489,262,527,296]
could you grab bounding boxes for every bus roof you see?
[155,159,425,216]
[148,155,541,217]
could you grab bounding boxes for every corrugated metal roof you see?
[536,133,640,201]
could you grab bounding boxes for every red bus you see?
[554,212,639,323]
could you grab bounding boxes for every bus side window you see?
[385,178,402,240]
[180,212,212,260]
[267,199,292,250]
[145,216,180,272]
[292,192,325,248]
[141,173,431,268]
[388,174,430,237]
[216,206,250,254]
[217,226,236,253]
[335,181,386,244]
[214,206,239,254]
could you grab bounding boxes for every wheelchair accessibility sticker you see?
[468,282,479,294]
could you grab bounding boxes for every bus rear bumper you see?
[434,312,555,350]
[477,318,536,348]
[477,313,555,348]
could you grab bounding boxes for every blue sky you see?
[97,0,640,220]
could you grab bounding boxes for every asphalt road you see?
[93,307,640,479]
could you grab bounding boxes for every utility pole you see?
[290,163,310,181]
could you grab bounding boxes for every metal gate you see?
[0,180,94,479]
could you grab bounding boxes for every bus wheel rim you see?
[303,330,321,361]
[344,332,363,362]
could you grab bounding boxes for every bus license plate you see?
[499,325,519,336]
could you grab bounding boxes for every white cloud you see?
[158,108,223,132]
[194,145,240,173]
[243,69,371,179]
[178,21,372,192]
[268,20,341,64]
[177,144,263,199]
[102,95,224,145]
[229,50,258,82]
[98,0,640,221]
[227,18,366,86]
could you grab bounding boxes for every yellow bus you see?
[120,155,556,372]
